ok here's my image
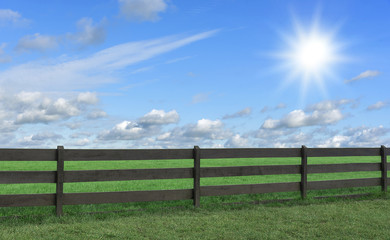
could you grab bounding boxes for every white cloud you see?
[87,110,107,119]
[224,134,250,148]
[71,138,90,147]
[317,125,389,147]
[0,91,103,125]
[367,101,388,111]
[15,33,58,52]
[0,43,11,63]
[344,70,380,84]
[306,99,354,111]
[119,0,168,22]
[138,109,179,126]
[261,103,287,113]
[261,100,351,129]
[262,109,344,129]
[69,18,106,47]
[163,119,232,142]
[317,135,350,148]
[223,107,252,119]
[98,109,179,141]
[153,118,232,147]
[0,30,218,92]
[77,92,99,104]
[183,119,228,139]
[98,121,151,140]
[17,132,63,147]
[0,9,29,26]
[15,98,80,124]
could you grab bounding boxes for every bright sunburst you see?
[276,14,345,100]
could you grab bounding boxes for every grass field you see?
[1,156,389,239]
[1,197,390,239]
[0,156,386,217]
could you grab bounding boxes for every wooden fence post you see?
[301,145,308,199]
[193,146,201,207]
[381,145,387,193]
[56,146,64,217]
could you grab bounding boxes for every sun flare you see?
[275,15,345,100]
[294,34,332,73]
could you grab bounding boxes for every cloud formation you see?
[138,109,179,126]
[0,91,102,126]
[15,33,58,52]
[344,70,380,84]
[0,30,218,92]
[119,0,168,22]
[261,103,286,113]
[262,109,344,129]
[224,134,250,148]
[261,100,351,129]
[0,43,11,63]
[68,18,106,47]
[157,119,232,144]
[367,101,388,111]
[0,9,29,26]
[223,107,252,119]
[317,125,389,147]
[98,109,179,141]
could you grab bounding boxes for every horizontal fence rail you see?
[0,145,388,216]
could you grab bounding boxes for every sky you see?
[0,0,389,149]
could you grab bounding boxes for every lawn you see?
[0,197,390,240]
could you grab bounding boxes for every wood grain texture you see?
[308,178,381,190]
[64,168,193,182]
[200,182,300,196]
[200,165,300,177]
[0,171,56,184]
[63,149,193,161]
[0,194,55,207]
[200,148,301,159]
[63,189,193,205]
[307,148,380,157]
[381,145,387,192]
[56,146,64,217]
[193,146,201,207]
[0,149,56,161]
[301,146,308,199]
[308,163,380,174]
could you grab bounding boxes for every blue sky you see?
[0,0,389,148]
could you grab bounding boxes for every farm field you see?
[0,156,386,217]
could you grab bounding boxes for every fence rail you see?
[0,145,388,216]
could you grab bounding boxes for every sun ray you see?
[274,13,346,102]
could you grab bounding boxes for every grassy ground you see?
[0,156,386,217]
[1,196,390,240]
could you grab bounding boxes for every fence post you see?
[301,145,308,199]
[193,146,201,207]
[56,146,64,217]
[381,145,387,193]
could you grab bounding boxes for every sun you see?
[294,34,332,73]
[275,14,345,100]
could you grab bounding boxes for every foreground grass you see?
[1,197,390,240]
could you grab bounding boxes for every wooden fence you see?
[0,145,388,216]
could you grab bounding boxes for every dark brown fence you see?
[0,145,388,216]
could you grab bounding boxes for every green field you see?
[0,156,386,217]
